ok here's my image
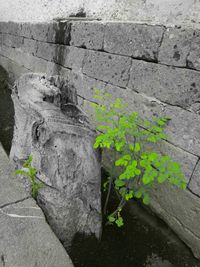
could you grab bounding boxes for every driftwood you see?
[10,73,102,247]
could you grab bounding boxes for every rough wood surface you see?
[10,73,102,247]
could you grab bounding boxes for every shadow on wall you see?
[0,65,14,154]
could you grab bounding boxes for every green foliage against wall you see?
[91,90,186,227]
[15,155,43,199]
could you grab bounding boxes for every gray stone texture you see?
[104,22,164,61]
[149,184,200,259]
[0,144,28,207]
[188,160,200,197]
[70,21,105,50]
[187,30,200,71]
[0,199,74,267]
[128,60,200,110]
[21,22,58,43]
[10,73,102,247]
[82,50,132,87]
[0,21,22,36]
[22,38,38,55]
[36,42,85,71]
[0,143,73,267]
[158,27,194,67]
[2,33,24,48]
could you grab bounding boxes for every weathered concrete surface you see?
[0,143,73,267]
[104,22,164,61]
[187,30,200,71]
[128,60,200,111]
[70,21,105,50]
[158,27,194,67]
[82,50,132,87]
[149,183,200,259]
[10,73,102,247]
[0,0,199,27]
[188,161,200,197]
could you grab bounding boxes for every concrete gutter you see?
[0,143,74,267]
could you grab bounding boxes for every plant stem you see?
[103,149,116,214]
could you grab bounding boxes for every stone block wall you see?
[1,19,200,257]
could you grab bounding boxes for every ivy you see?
[91,89,187,227]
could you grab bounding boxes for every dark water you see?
[68,172,200,267]
[0,66,200,267]
[0,66,14,154]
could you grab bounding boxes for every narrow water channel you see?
[68,171,200,267]
[0,66,200,267]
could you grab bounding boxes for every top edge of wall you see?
[0,0,199,28]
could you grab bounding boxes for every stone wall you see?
[0,20,200,257]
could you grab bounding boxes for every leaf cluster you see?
[91,89,187,227]
[15,155,43,199]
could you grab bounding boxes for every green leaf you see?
[135,188,143,199]
[108,216,116,223]
[115,179,125,187]
[115,217,124,227]
[134,143,140,152]
[157,173,169,183]
[143,193,150,205]
[148,152,158,162]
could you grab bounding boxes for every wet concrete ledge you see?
[0,143,74,267]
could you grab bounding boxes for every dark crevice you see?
[187,158,200,187]
[1,254,5,266]
[0,196,31,209]
[187,187,200,199]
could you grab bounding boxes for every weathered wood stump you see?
[10,73,102,247]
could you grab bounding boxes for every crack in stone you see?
[0,196,31,209]
[157,26,166,53]
[188,158,200,187]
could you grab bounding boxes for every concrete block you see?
[0,21,22,35]
[2,33,24,48]
[0,21,8,33]
[187,30,200,71]
[0,143,73,267]
[128,60,200,110]
[70,21,105,50]
[149,183,200,259]
[158,27,194,67]
[61,46,85,71]
[82,50,132,87]
[104,22,164,61]
[188,161,200,197]
[35,42,85,71]
[21,22,57,43]
[0,143,28,207]
[0,33,2,47]
[36,41,57,61]
[22,38,38,55]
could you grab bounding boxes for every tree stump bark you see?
[10,73,102,247]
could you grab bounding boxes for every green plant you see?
[15,155,43,199]
[91,90,187,227]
